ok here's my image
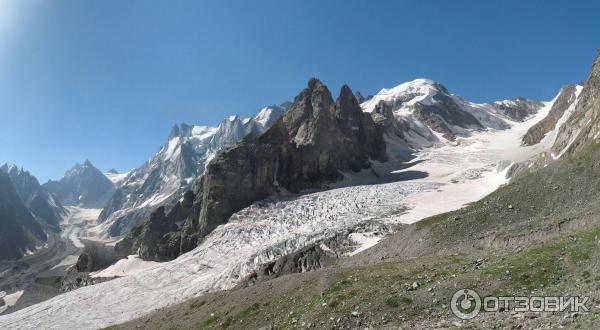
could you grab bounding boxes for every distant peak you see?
[337,84,359,108]
[106,169,119,174]
[84,159,93,166]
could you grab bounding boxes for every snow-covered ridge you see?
[97,104,287,237]
[0,87,571,330]
[361,78,543,149]
[103,171,130,185]
[361,78,441,114]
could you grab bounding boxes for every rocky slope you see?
[0,164,66,231]
[552,50,600,157]
[98,105,286,237]
[522,85,582,146]
[114,191,195,261]
[43,160,115,208]
[0,172,47,260]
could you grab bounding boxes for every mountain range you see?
[97,104,288,237]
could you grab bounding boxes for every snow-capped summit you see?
[43,160,115,208]
[361,78,443,114]
[361,78,543,146]
[98,104,287,237]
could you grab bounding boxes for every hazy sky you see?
[1,0,599,181]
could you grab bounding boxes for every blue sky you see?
[0,0,599,181]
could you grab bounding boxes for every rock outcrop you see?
[490,97,544,122]
[114,191,195,261]
[75,244,117,272]
[552,50,600,156]
[522,86,579,146]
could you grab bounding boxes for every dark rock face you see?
[0,164,66,231]
[522,86,578,146]
[44,160,115,208]
[239,244,337,287]
[412,89,483,141]
[491,97,544,122]
[114,191,195,261]
[0,171,46,260]
[75,245,117,272]
[187,79,386,246]
[552,50,600,155]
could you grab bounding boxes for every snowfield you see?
[0,90,571,329]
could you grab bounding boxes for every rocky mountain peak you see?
[44,159,115,208]
[337,84,360,112]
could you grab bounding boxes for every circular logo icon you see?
[451,289,481,319]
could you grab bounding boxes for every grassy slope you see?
[113,142,600,330]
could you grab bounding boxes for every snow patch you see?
[91,255,160,278]
[346,232,382,256]
[0,291,23,314]
[50,255,79,270]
